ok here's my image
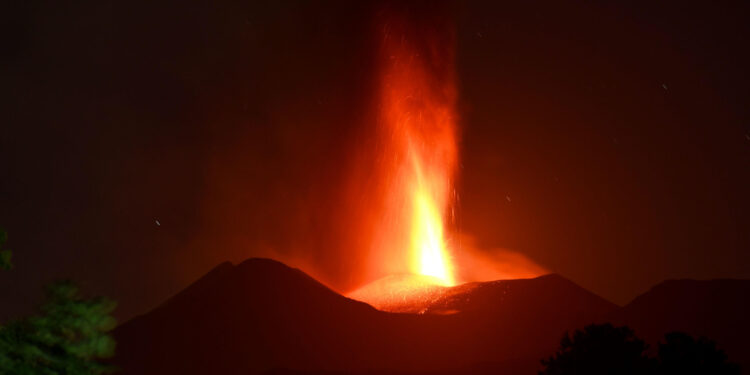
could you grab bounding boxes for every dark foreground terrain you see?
[114,259,750,374]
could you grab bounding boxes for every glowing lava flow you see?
[376,14,459,287]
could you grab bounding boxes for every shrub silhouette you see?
[540,323,654,375]
[0,282,118,374]
[658,332,739,375]
[0,229,117,374]
[541,324,740,375]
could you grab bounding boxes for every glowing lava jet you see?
[349,11,460,310]
[379,14,459,287]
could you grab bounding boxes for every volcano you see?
[609,278,750,370]
[113,258,750,374]
[112,258,615,375]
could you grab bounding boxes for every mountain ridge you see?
[113,258,749,375]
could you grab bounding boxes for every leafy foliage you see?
[0,279,117,374]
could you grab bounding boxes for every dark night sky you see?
[1,0,748,322]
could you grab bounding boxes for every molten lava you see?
[347,10,547,312]
[377,17,458,287]
[411,187,453,285]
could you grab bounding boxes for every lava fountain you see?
[349,9,460,309]
[378,10,458,286]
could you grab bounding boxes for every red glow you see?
[366,12,459,287]
[344,11,546,309]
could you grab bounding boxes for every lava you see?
[370,9,459,288]
[345,8,547,312]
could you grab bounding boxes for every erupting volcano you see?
[349,11,461,310]
[382,23,459,287]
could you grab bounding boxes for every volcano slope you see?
[609,278,750,372]
[114,258,617,375]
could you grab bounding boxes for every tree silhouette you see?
[541,324,741,375]
[0,229,117,374]
[540,323,655,375]
[658,332,740,375]
[0,282,118,374]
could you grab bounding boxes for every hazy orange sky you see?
[1,0,748,321]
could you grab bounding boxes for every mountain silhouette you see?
[114,258,619,375]
[114,259,749,374]
[609,278,750,372]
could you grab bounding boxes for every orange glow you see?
[411,187,453,284]
[372,14,459,287]
[346,12,547,309]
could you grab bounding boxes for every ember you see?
[371,10,459,287]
